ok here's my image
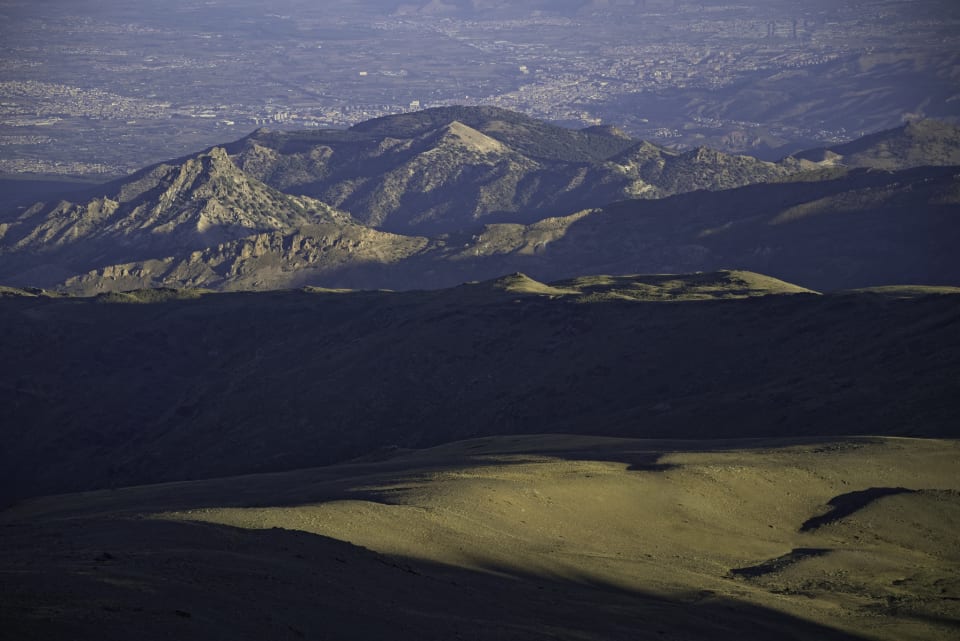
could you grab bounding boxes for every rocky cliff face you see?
[61,225,429,294]
[0,147,359,288]
[8,148,346,251]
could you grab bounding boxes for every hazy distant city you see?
[1,0,958,175]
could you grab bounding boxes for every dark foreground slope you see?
[2,436,958,641]
[2,272,958,503]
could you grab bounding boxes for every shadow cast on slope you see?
[0,514,874,641]
[799,487,917,532]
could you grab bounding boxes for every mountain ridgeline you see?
[1,106,959,293]
[226,106,793,233]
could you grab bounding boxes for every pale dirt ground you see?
[3,435,959,640]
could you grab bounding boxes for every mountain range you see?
[2,107,959,294]
[3,107,960,641]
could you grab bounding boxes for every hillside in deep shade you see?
[2,272,958,504]
[791,119,960,169]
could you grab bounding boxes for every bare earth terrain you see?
[3,436,958,640]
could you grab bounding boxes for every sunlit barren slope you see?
[1,274,957,503]
[2,436,958,641]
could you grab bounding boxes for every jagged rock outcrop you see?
[0,148,357,288]
[61,224,429,294]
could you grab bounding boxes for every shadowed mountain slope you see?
[792,119,960,170]
[417,165,960,292]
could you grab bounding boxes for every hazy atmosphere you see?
[1,1,959,640]
[1,0,958,175]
